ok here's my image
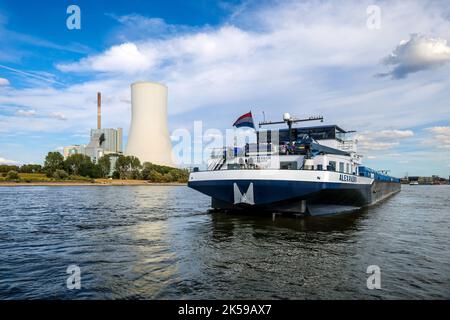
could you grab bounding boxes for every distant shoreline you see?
[0,180,187,187]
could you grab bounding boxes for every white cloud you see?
[428,126,450,135]
[50,112,67,121]
[16,109,37,117]
[380,33,450,78]
[56,43,154,74]
[0,156,18,165]
[356,130,414,151]
[0,77,9,86]
[428,126,450,149]
[105,14,193,42]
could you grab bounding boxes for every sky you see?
[0,0,450,177]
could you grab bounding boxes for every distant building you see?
[63,145,86,159]
[60,92,124,176]
[90,128,123,154]
[405,175,449,185]
[84,128,123,163]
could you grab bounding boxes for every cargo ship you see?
[188,113,401,216]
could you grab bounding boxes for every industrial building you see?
[125,81,174,167]
[63,145,85,159]
[62,92,123,163]
[61,82,175,174]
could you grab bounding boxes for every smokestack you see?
[97,92,101,129]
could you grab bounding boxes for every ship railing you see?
[339,140,357,152]
[209,147,246,159]
[207,157,226,171]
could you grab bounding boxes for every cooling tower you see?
[125,82,174,167]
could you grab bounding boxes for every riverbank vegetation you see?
[0,153,188,183]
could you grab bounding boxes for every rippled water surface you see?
[0,185,449,299]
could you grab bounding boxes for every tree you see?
[6,170,20,181]
[115,155,141,179]
[97,155,111,178]
[115,155,129,179]
[112,170,120,179]
[141,162,189,182]
[129,156,141,179]
[90,164,102,179]
[0,165,20,173]
[44,152,64,177]
[53,169,69,180]
[20,164,42,173]
[64,154,100,177]
[64,154,89,176]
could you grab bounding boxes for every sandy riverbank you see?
[0,179,187,187]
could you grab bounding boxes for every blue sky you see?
[1,0,450,177]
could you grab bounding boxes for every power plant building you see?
[84,128,123,162]
[62,82,175,172]
[63,145,86,159]
[125,82,174,167]
[62,92,123,163]
[89,128,123,153]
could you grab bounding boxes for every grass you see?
[0,173,93,183]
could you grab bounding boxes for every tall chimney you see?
[97,92,101,129]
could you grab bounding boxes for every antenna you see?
[259,115,324,128]
[258,114,324,145]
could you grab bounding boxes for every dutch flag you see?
[233,111,255,129]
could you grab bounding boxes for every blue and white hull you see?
[188,170,401,216]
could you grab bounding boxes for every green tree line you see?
[43,152,188,182]
[2,152,189,183]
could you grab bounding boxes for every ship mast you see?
[258,114,323,144]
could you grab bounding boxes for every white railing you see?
[339,140,357,152]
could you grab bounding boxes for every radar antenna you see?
[258,114,324,144]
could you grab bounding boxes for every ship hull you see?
[188,170,400,216]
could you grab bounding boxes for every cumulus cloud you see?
[356,130,414,151]
[56,43,154,74]
[0,77,9,86]
[427,126,450,149]
[379,34,450,79]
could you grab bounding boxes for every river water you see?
[0,185,449,299]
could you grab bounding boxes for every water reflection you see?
[209,209,367,241]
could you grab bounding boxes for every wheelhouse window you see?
[328,161,336,171]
